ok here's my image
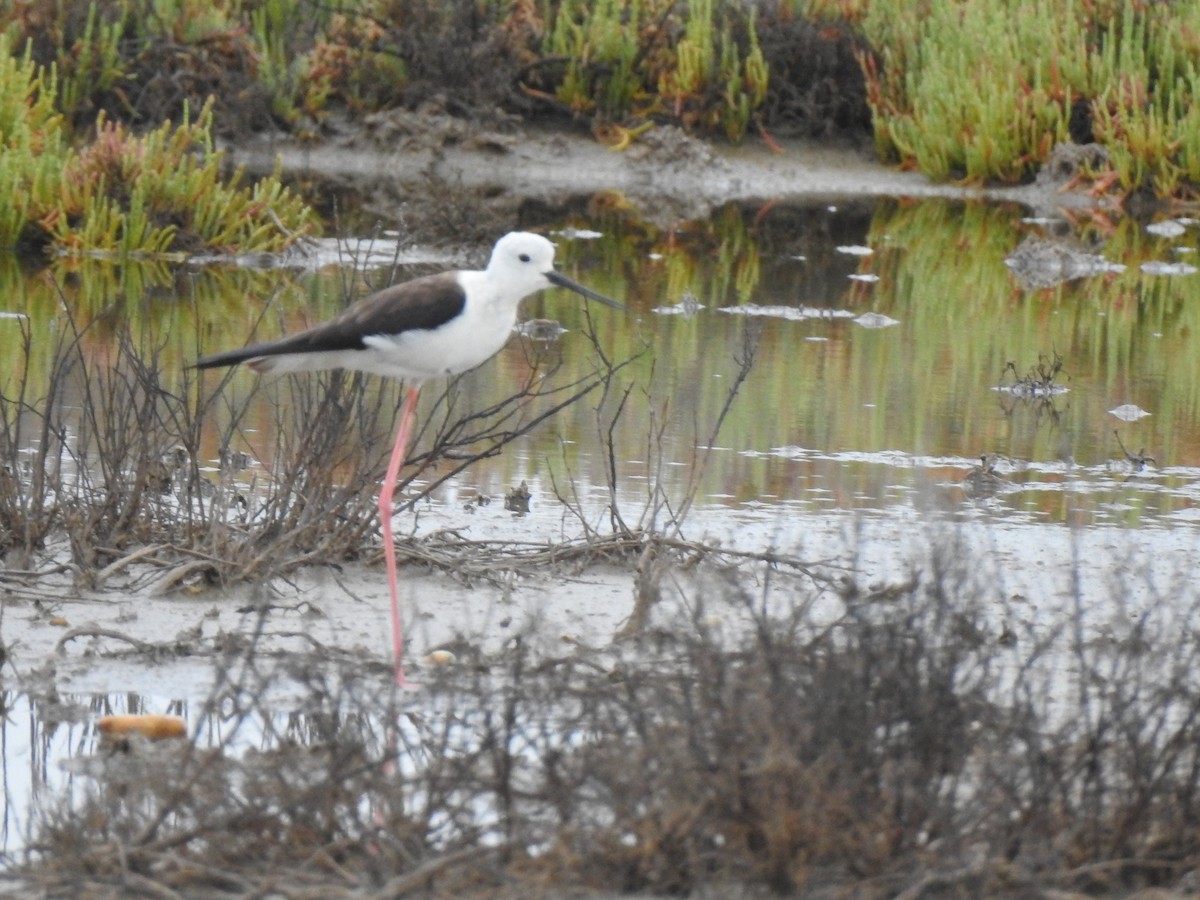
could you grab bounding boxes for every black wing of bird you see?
[194,273,467,369]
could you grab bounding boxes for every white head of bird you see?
[461,231,620,315]
[483,231,561,300]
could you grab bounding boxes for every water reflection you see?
[3,195,1200,532]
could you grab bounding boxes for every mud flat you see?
[227,120,1088,225]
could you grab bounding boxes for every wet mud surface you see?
[226,117,1106,239]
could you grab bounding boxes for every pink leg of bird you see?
[379,385,422,686]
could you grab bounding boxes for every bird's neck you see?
[459,270,528,318]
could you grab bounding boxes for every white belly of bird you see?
[360,301,519,380]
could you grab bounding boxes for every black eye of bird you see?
[519,253,531,262]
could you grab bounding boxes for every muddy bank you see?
[225,119,1096,235]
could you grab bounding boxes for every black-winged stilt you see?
[195,231,623,685]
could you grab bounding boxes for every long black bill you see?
[546,270,623,309]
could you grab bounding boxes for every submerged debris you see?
[961,453,1012,495]
[718,304,856,321]
[653,291,703,317]
[1112,430,1156,471]
[1004,235,1124,290]
[515,318,567,341]
[1146,219,1188,238]
[504,481,531,515]
[853,311,898,328]
[97,714,187,741]
[996,352,1070,398]
[1109,403,1151,422]
[1140,259,1198,276]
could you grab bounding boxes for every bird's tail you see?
[191,346,269,370]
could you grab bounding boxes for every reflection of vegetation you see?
[0,258,285,398]
[561,196,1199,523]
[878,200,1200,444]
[562,200,763,309]
[511,201,1200,524]
[855,199,1200,494]
[7,196,1200,531]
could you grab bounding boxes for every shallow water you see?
[9,194,1198,528]
[5,176,1200,862]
